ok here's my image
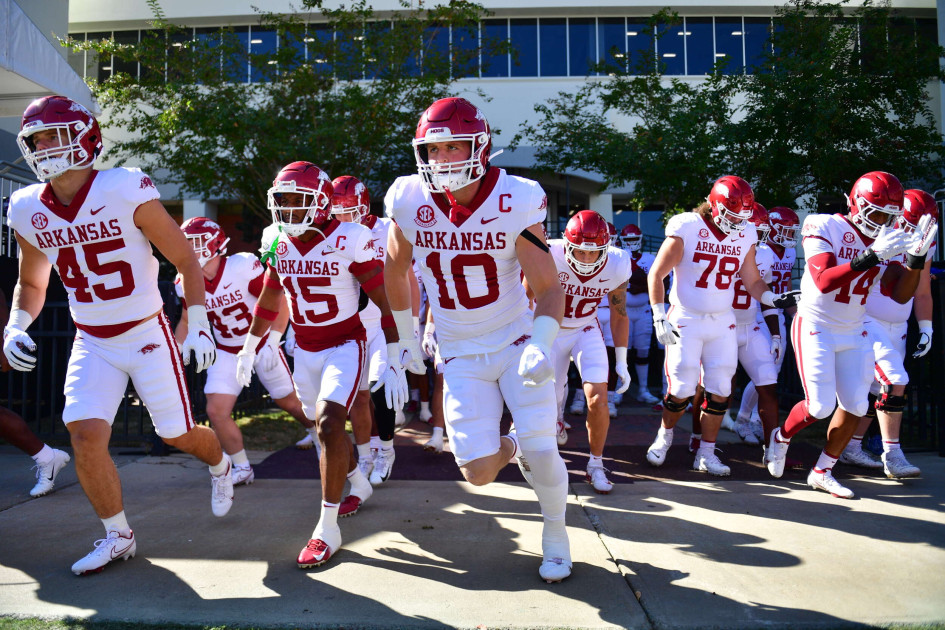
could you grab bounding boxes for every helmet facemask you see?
[850,196,901,238]
[186,232,229,267]
[17,123,97,181]
[413,131,490,194]
[713,200,753,235]
[268,182,331,237]
[564,240,609,275]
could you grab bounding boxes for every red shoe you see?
[338,494,365,518]
[297,538,334,569]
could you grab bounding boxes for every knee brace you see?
[700,392,730,416]
[875,387,906,414]
[662,395,692,413]
[865,393,877,419]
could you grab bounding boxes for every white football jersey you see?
[865,242,937,324]
[356,214,393,330]
[768,244,797,296]
[732,242,774,324]
[175,253,264,352]
[386,168,546,357]
[798,213,881,328]
[269,220,377,352]
[665,212,758,314]
[549,242,632,329]
[625,251,655,307]
[7,168,163,332]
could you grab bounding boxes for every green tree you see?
[68,0,502,235]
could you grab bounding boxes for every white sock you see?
[370,435,382,450]
[814,450,839,472]
[346,466,372,498]
[658,426,674,441]
[380,439,394,452]
[739,382,758,419]
[231,449,250,468]
[306,426,318,437]
[698,441,716,455]
[588,454,603,469]
[432,426,444,440]
[883,439,901,454]
[208,456,229,477]
[420,401,430,414]
[356,442,372,460]
[102,511,131,536]
[410,389,420,402]
[31,444,55,465]
[523,447,570,562]
[634,363,649,390]
[313,501,340,538]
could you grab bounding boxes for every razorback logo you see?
[276,241,289,256]
[729,324,736,330]
[364,238,376,251]
[415,205,436,228]
[538,195,547,211]
[861,330,868,337]
[511,334,530,347]
[699,228,710,238]
[31,213,48,229]
[843,232,855,244]
[140,343,161,354]
[140,176,155,189]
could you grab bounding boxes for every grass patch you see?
[233,408,309,452]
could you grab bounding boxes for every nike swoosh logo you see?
[598,278,610,283]
[809,331,821,335]
[811,264,822,270]
[110,538,134,559]
[481,217,498,224]
[90,205,105,215]
[223,283,232,289]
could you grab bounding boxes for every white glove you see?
[907,214,937,259]
[913,320,933,359]
[871,224,911,261]
[391,309,426,375]
[421,321,437,359]
[182,306,216,373]
[770,334,782,362]
[517,315,559,388]
[651,303,679,346]
[236,332,261,388]
[3,325,37,372]
[371,343,408,409]
[257,331,282,372]
[761,290,802,309]
[615,347,631,395]
[284,325,296,357]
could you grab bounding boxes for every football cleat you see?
[569,389,586,415]
[231,465,255,486]
[838,443,883,469]
[694,450,731,476]
[357,456,374,479]
[749,414,764,443]
[210,460,234,517]
[369,448,395,486]
[338,494,366,518]
[646,431,672,467]
[29,448,71,497]
[636,390,661,406]
[555,420,568,446]
[585,465,613,494]
[297,537,336,569]
[807,468,854,499]
[607,400,618,418]
[766,429,790,478]
[418,406,433,423]
[71,529,136,576]
[539,556,572,583]
[688,435,701,453]
[882,450,921,479]
[735,418,760,445]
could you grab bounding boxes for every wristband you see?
[530,315,560,352]
[905,253,926,270]
[267,329,283,348]
[360,271,384,292]
[850,248,880,271]
[392,309,415,342]
[381,315,395,329]
[263,273,283,290]
[651,303,667,321]
[6,308,33,331]
[241,333,262,354]
[424,321,436,336]
[615,346,628,366]
[412,316,421,334]
[253,304,279,321]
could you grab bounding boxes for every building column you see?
[183,199,217,221]
[589,193,614,222]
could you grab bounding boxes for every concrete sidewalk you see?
[1,442,944,629]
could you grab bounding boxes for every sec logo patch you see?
[843,232,855,243]
[31,213,48,229]
[415,205,436,228]
[276,241,289,256]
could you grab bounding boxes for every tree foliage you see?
[515,0,945,215]
[67,0,501,232]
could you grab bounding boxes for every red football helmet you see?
[847,171,904,238]
[619,224,643,252]
[181,217,229,267]
[17,95,103,181]
[267,161,333,237]
[413,97,492,194]
[330,175,370,224]
[707,175,754,234]
[606,221,618,246]
[564,210,610,275]
[767,206,800,248]
[747,202,771,243]
[899,189,939,233]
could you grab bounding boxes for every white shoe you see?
[369,448,395,485]
[418,406,433,423]
[569,390,586,415]
[296,429,318,450]
[539,556,572,583]
[608,401,618,418]
[766,430,790,478]
[423,435,443,454]
[838,443,883,469]
[231,465,255,486]
[720,411,736,432]
[749,414,764,443]
[71,529,136,576]
[882,450,921,479]
[29,449,70,497]
[540,525,572,583]
[211,460,234,517]
[358,456,374,479]
[586,465,613,494]
[555,420,568,446]
[807,468,854,499]
[637,390,661,405]
[735,418,760,445]
[694,449,731,476]
[394,409,407,430]
[646,431,672,467]
[614,393,623,405]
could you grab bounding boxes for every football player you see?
[619,223,663,406]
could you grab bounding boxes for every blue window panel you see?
[112,30,139,78]
[86,31,111,81]
[335,24,363,80]
[744,17,771,73]
[307,24,333,76]
[656,21,684,75]
[569,18,596,76]
[194,27,222,83]
[452,23,478,79]
[481,19,508,77]
[168,29,192,83]
[714,18,744,74]
[363,21,391,79]
[626,21,654,73]
[250,27,277,82]
[684,17,713,75]
[539,18,566,77]
[510,18,538,77]
[223,26,249,83]
[598,17,626,74]
[422,24,450,76]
